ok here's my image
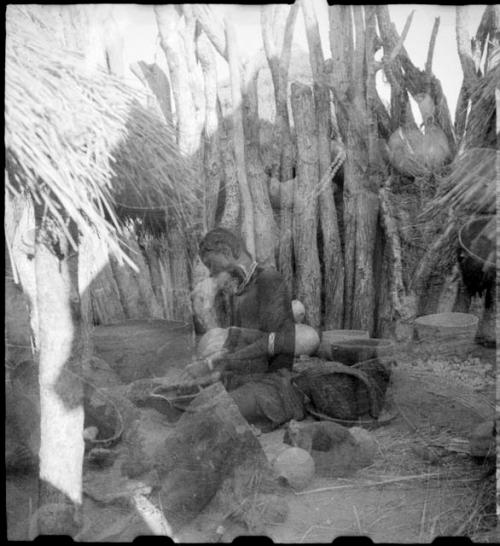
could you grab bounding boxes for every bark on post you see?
[291,83,321,329]
[218,105,241,231]
[5,191,39,349]
[155,5,199,157]
[242,60,277,268]
[331,6,379,334]
[301,0,344,328]
[197,32,221,230]
[82,230,126,325]
[262,4,298,292]
[226,19,255,258]
[181,4,206,139]
[35,224,84,535]
[130,61,172,123]
[166,222,193,323]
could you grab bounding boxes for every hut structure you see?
[5,4,199,534]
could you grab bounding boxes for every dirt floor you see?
[6,339,497,542]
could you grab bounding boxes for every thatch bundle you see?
[5,6,199,263]
[420,63,498,258]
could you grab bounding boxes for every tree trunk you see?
[261,4,298,290]
[143,241,167,319]
[197,32,221,230]
[166,222,192,323]
[242,72,276,268]
[261,3,298,179]
[157,236,175,320]
[85,232,126,325]
[130,61,172,123]
[412,222,458,316]
[5,191,39,349]
[226,19,255,257]
[378,184,412,338]
[181,5,206,139]
[291,83,321,329]
[218,107,241,231]
[155,5,199,156]
[301,0,344,329]
[343,101,379,334]
[130,237,164,319]
[35,225,84,535]
[110,233,148,319]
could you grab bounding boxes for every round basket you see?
[150,383,203,412]
[414,312,478,346]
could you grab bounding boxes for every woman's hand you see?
[180,348,229,383]
[197,328,229,359]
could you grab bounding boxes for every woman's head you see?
[199,227,251,277]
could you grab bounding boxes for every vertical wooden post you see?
[226,19,255,258]
[262,3,298,293]
[291,83,322,329]
[197,32,221,230]
[301,0,344,328]
[35,222,84,535]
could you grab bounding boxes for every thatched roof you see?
[5,5,199,263]
[423,63,498,252]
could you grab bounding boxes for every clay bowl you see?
[414,312,479,356]
[83,387,123,450]
[318,330,369,359]
[325,338,395,366]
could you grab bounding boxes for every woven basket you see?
[414,312,478,343]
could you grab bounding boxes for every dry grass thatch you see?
[422,65,498,250]
[5,5,199,263]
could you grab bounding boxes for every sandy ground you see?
[6,342,497,542]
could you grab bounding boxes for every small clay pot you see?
[325,338,394,366]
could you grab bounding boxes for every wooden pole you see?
[35,223,84,535]
[291,83,322,329]
[301,0,344,328]
[226,18,255,258]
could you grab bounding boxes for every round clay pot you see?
[324,338,394,366]
[414,312,478,354]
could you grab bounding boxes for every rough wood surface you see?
[130,61,172,123]
[166,223,193,323]
[197,32,221,231]
[291,83,321,329]
[261,4,298,292]
[35,225,85,526]
[242,73,277,268]
[218,109,241,232]
[110,233,147,320]
[83,232,126,325]
[301,0,344,329]
[155,5,198,156]
[226,19,255,258]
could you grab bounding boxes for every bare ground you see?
[6,342,497,542]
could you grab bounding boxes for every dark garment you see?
[218,266,301,429]
[224,369,305,432]
[222,266,296,374]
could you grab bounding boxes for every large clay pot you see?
[93,319,195,384]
